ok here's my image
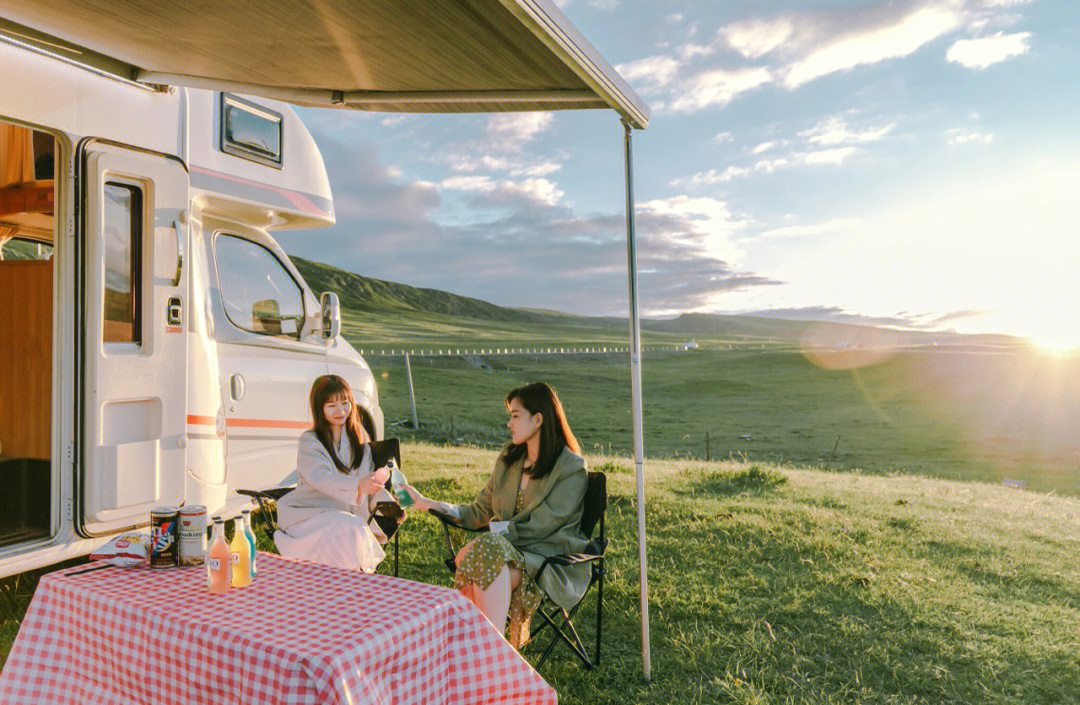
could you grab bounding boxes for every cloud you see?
[744,306,933,329]
[440,175,565,207]
[677,43,715,62]
[800,116,895,145]
[782,7,962,88]
[714,131,734,144]
[615,55,682,93]
[446,153,562,178]
[615,0,1031,115]
[756,218,860,238]
[801,147,856,165]
[485,113,554,151]
[669,66,773,112]
[669,167,748,188]
[719,17,795,59]
[752,141,777,154]
[946,31,1030,69]
[946,128,994,144]
[282,117,783,318]
[510,161,563,178]
[673,145,857,188]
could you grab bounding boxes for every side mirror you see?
[320,291,341,340]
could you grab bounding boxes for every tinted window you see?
[102,182,142,344]
[220,94,282,168]
[214,234,303,338]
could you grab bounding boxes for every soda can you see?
[150,506,179,568]
[178,505,207,566]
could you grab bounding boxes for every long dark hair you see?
[503,382,580,480]
[309,375,369,473]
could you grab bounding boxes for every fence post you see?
[705,431,710,461]
[404,352,418,429]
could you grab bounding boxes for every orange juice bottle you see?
[207,516,231,594]
[230,517,252,588]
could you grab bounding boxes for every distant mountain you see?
[290,256,1022,347]
[292,256,554,324]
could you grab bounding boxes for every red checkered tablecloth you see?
[0,553,557,705]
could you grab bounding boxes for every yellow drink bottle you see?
[207,517,231,594]
[231,517,252,588]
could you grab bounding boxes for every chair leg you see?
[393,530,399,577]
[254,496,277,533]
[596,558,603,667]
[535,604,592,670]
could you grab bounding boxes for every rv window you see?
[220,94,283,168]
[102,182,143,344]
[0,237,52,260]
[214,234,303,339]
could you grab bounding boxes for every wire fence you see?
[358,345,697,357]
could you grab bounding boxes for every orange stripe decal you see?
[227,418,310,429]
[186,415,309,430]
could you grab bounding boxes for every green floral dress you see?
[454,487,543,647]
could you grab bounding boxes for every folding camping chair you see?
[431,470,607,669]
[236,484,403,577]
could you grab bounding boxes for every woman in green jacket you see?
[404,382,590,647]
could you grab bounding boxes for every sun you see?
[1028,330,1080,356]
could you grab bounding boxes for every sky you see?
[276,0,1080,350]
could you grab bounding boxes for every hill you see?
[291,256,1020,349]
[292,256,555,324]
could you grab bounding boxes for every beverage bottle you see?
[389,459,413,507]
[241,508,258,580]
[231,517,252,588]
[207,516,231,594]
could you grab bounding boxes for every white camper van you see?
[0,42,381,578]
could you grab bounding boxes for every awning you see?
[0,0,648,128]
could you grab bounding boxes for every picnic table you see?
[0,552,557,704]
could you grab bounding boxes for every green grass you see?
[370,348,1080,496]
[7,443,1080,703]
[336,444,1080,704]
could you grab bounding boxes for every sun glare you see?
[1028,328,1080,354]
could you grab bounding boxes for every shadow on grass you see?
[677,464,788,498]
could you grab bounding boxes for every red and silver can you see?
[150,506,179,568]
[178,505,207,566]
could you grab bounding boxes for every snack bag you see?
[89,532,152,567]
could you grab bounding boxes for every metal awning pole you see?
[622,119,651,682]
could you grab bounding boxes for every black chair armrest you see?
[545,553,605,567]
[428,509,489,532]
[534,542,606,584]
[236,485,296,502]
[236,485,296,533]
[430,509,491,573]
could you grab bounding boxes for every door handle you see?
[229,374,245,401]
[171,213,186,287]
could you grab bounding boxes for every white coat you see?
[274,429,388,573]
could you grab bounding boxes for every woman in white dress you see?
[274,374,392,573]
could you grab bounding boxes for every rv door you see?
[78,142,189,536]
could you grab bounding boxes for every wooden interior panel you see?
[0,181,55,218]
[0,259,52,459]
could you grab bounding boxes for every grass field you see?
[5,256,1078,701]
[6,443,1080,704]
[370,347,1080,497]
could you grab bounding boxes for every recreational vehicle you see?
[0,2,658,668]
[0,42,381,578]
